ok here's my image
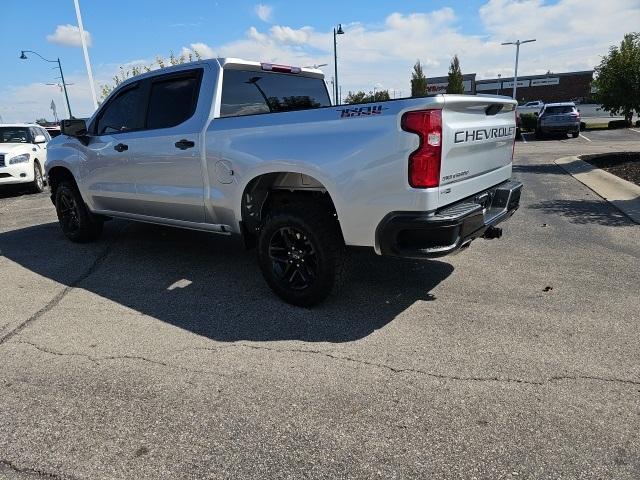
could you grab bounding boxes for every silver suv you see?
[536,102,581,138]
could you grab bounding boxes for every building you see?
[425,70,594,103]
[476,71,594,104]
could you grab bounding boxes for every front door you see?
[80,82,145,214]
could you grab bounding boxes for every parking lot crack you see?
[0,226,126,346]
[12,341,227,378]
[233,344,640,388]
[0,458,76,479]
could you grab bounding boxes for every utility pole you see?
[501,39,536,101]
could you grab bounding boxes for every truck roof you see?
[218,58,325,79]
[0,123,41,128]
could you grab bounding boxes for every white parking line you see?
[521,133,528,144]
[630,128,640,134]
[579,133,592,142]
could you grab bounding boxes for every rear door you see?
[438,96,517,207]
[122,67,209,223]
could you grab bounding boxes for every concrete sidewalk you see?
[555,155,640,223]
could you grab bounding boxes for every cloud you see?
[269,26,312,44]
[180,42,217,59]
[254,4,273,23]
[46,24,92,48]
[4,1,639,122]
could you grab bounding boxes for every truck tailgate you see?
[438,95,517,208]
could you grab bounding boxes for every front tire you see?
[571,131,579,138]
[257,206,346,307]
[30,162,45,193]
[54,181,103,242]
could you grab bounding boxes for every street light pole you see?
[501,39,536,102]
[20,50,73,118]
[73,0,98,110]
[333,24,344,105]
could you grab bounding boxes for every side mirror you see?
[34,134,46,144]
[61,118,88,137]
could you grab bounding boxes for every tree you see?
[99,50,202,100]
[446,55,465,94]
[345,91,368,104]
[594,33,640,126]
[344,89,391,104]
[411,60,429,97]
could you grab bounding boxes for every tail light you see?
[401,109,442,188]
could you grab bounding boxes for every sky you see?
[1,0,639,122]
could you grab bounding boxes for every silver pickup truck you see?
[46,58,522,306]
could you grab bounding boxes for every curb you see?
[554,156,640,224]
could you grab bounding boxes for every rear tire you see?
[30,162,45,193]
[571,131,579,138]
[535,128,544,139]
[54,181,103,242]
[257,205,346,307]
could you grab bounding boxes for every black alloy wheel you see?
[54,181,103,242]
[257,206,346,307]
[268,226,319,291]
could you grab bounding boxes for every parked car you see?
[535,102,581,138]
[45,125,62,138]
[0,124,50,193]
[520,100,544,110]
[517,100,544,116]
[46,58,522,306]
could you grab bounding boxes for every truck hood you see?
[0,144,30,156]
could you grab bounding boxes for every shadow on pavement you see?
[527,199,635,227]
[0,221,454,343]
[0,185,39,199]
[512,164,567,176]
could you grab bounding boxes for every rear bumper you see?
[376,180,523,259]
[539,123,580,133]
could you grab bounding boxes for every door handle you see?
[114,143,128,152]
[175,139,195,150]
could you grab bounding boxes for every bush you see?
[608,120,630,129]
[519,113,538,131]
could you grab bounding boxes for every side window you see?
[96,84,144,135]
[145,71,202,130]
[29,128,39,143]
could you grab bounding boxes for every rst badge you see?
[338,105,386,118]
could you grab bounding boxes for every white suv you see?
[0,124,50,193]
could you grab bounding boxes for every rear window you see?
[220,69,331,118]
[544,106,575,114]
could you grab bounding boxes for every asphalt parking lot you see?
[1,129,639,479]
